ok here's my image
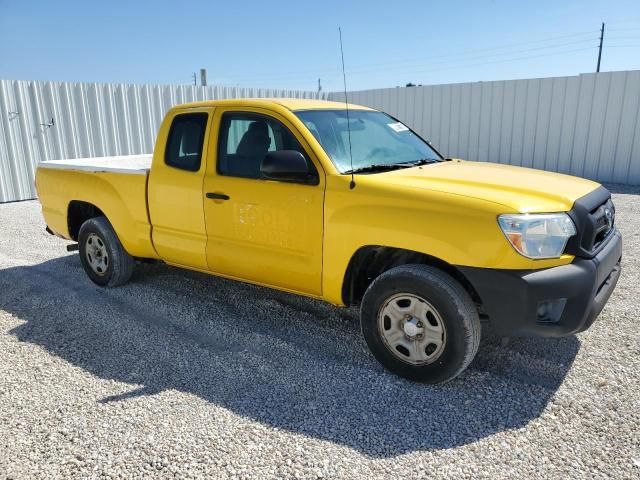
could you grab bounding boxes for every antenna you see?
[339,27,355,190]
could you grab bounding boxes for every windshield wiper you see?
[343,164,411,174]
[344,158,439,175]
[399,158,439,166]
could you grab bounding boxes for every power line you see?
[230,45,598,88]
[337,39,598,75]
[216,25,639,88]
[217,30,599,83]
[354,47,597,79]
[215,24,640,88]
[221,39,598,84]
[339,32,598,70]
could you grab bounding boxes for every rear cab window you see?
[165,113,208,172]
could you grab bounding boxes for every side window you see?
[217,112,316,181]
[165,113,208,172]
[225,119,277,155]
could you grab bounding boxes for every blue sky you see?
[1,0,639,92]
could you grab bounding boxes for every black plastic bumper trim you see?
[457,230,622,337]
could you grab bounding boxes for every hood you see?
[371,160,601,213]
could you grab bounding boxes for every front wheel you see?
[78,216,134,287]
[360,265,481,383]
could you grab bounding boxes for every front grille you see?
[565,186,615,258]
[591,199,615,251]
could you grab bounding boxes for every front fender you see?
[321,176,574,305]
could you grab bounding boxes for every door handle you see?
[206,192,230,201]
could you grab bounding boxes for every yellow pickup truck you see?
[35,98,622,383]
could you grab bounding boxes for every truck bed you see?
[39,154,152,174]
[36,154,157,259]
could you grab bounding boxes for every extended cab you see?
[35,99,622,383]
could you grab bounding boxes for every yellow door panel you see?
[203,107,325,295]
[148,107,214,270]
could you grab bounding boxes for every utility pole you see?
[317,78,322,93]
[596,22,605,73]
[192,72,197,86]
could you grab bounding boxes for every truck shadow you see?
[2,255,580,457]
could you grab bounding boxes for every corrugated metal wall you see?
[0,80,327,203]
[3,72,640,203]
[330,70,640,185]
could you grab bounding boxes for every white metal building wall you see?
[3,72,639,204]
[329,70,640,186]
[0,80,327,203]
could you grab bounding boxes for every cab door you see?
[202,108,325,295]
[148,108,213,269]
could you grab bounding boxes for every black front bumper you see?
[458,230,622,337]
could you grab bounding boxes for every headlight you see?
[498,213,576,259]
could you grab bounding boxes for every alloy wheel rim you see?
[85,233,109,276]
[377,293,447,365]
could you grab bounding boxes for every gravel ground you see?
[0,186,639,479]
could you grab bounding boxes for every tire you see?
[360,264,481,383]
[78,216,134,287]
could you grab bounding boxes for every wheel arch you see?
[62,188,157,259]
[341,245,483,310]
[67,200,105,241]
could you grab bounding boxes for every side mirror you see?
[261,150,316,184]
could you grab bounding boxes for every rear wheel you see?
[78,217,134,287]
[360,264,480,383]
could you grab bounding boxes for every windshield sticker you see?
[387,122,409,132]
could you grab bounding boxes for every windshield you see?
[295,109,441,173]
